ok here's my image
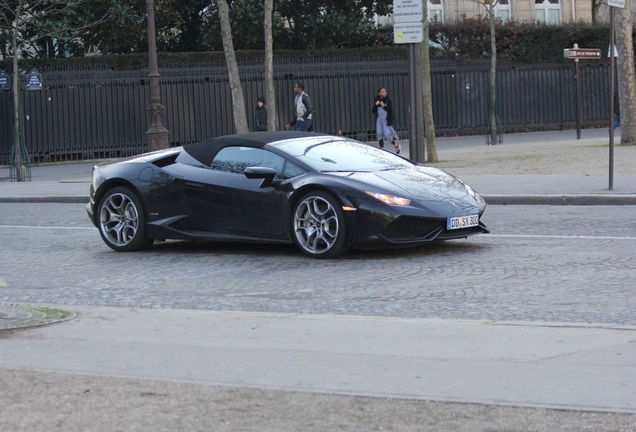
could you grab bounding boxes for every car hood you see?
[328,166,485,213]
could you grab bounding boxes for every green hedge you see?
[430,17,612,63]
[0,47,412,72]
[0,18,624,71]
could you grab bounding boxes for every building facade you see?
[407,1,609,25]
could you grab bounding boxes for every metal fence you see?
[0,57,612,164]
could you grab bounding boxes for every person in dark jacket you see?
[255,96,268,131]
[614,92,620,129]
[372,87,400,154]
[285,82,313,131]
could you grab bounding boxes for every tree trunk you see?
[615,0,636,145]
[422,9,438,162]
[12,0,24,181]
[488,4,498,145]
[264,0,276,131]
[218,0,249,133]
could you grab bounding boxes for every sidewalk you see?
[1,307,635,431]
[426,129,636,205]
[1,129,635,205]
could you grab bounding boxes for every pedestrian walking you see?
[255,96,268,131]
[372,87,400,154]
[285,82,313,132]
[614,92,620,130]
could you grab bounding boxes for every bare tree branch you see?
[2,0,114,181]
[2,0,112,57]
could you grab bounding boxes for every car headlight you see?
[462,183,486,211]
[365,191,411,206]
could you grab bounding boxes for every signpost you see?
[563,45,600,140]
[393,0,426,162]
[607,1,623,190]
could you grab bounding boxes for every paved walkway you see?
[1,307,635,431]
[1,129,635,204]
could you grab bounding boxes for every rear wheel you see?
[97,187,153,252]
[292,191,347,259]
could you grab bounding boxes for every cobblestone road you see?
[1,203,634,325]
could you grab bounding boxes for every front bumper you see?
[349,209,489,249]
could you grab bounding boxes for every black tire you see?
[97,186,153,252]
[292,191,347,259]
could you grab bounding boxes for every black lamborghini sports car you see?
[86,131,489,258]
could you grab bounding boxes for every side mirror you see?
[243,166,277,188]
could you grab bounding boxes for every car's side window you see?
[210,147,285,175]
[282,161,307,179]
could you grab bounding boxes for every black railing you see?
[0,57,611,164]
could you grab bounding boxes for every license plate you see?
[447,214,479,230]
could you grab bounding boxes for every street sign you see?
[393,0,423,23]
[394,22,424,44]
[563,48,601,60]
[608,0,625,8]
[26,69,42,90]
[0,70,10,91]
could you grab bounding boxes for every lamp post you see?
[146,0,169,151]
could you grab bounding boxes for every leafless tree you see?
[264,0,276,131]
[217,0,249,133]
[614,0,636,144]
[422,4,438,162]
[591,0,604,23]
[470,0,500,145]
[0,0,110,181]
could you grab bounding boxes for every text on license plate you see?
[447,214,479,230]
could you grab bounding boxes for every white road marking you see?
[0,225,94,230]
[0,225,634,241]
[488,234,636,241]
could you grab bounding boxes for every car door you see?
[183,146,288,239]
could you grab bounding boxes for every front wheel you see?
[292,191,347,259]
[97,186,153,252]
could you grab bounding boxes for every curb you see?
[1,195,635,205]
[0,196,89,204]
[483,194,636,206]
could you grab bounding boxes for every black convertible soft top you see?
[184,131,328,166]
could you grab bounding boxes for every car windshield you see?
[272,137,414,172]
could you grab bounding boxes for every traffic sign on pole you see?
[394,22,424,44]
[563,48,601,60]
[393,0,423,23]
[393,0,426,161]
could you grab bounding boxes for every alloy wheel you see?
[294,195,340,255]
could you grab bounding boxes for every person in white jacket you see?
[285,82,313,132]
